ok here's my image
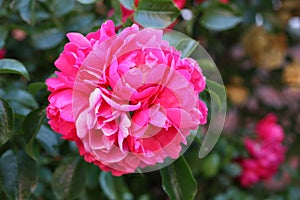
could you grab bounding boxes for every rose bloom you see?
[239,114,286,187]
[255,113,284,142]
[46,20,207,175]
[0,48,6,59]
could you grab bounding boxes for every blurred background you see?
[0,0,299,199]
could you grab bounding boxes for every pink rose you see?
[240,159,260,187]
[238,114,286,187]
[255,113,284,142]
[46,20,207,175]
[0,48,6,59]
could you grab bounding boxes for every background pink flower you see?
[239,114,286,187]
[46,20,207,175]
[0,48,6,59]
[255,113,284,142]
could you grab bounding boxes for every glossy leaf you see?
[198,59,217,73]
[76,0,96,4]
[16,151,38,200]
[134,0,180,28]
[99,172,134,200]
[175,38,198,58]
[6,89,38,116]
[160,156,197,200]
[23,108,46,160]
[201,8,242,31]
[15,0,35,24]
[0,150,17,200]
[163,31,198,57]
[0,98,14,147]
[0,150,38,200]
[66,14,96,33]
[0,26,8,48]
[52,157,86,200]
[206,79,226,110]
[200,153,221,178]
[28,82,46,96]
[36,125,60,156]
[31,28,64,50]
[120,0,135,10]
[110,0,122,26]
[0,59,30,80]
[51,0,75,17]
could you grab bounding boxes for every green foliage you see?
[28,82,46,96]
[24,108,46,160]
[14,0,36,25]
[200,5,242,31]
[52,157,87,200]
[160,157,197,200]
[134,0,180,28]
[0,150,38,200]
[120,0,135,10]
[31,28,65,50]
[0,59,30,80]
[0,26,8,48]
[99,172,134,200]
[0,98,14,147]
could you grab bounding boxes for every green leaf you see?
[16,151,38,200]
[0,150,38,200]
[289,187,300,200]
[15,0,35,24]
[99,172,134,200]
[120,0,135,10]
[0,98,14,147]
[0,26,8,48]
[134,0,180,28]
[6,89,38,116]
[200,153,220,178]
[23,108,46,160]
[160,156,197,200]
[76,0,96,4]
[206,79,226,110]
[200,8,242,31]
[36,125,60,156]
[52,0,75,17]
[198,59,217,72]
[223,163,242,177]
[31,28,64,50]
[175,38,198,58]
[28,82,46,96]
[198,79,226,159]
[110,0,122,26]
[66,14,96,33]
[0,150,17,200]
[52,157,86,200]
[0,59,30,80]
[163,31,198,57]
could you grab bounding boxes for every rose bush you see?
[0,49,5,59]
[46,20,207,175]
[1,0,299,199]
